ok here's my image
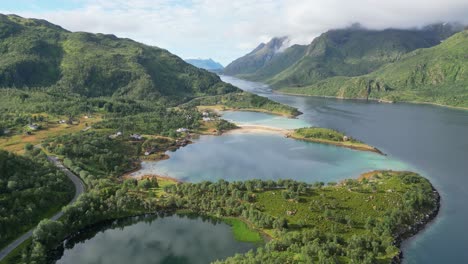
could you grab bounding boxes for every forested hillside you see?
[280,30,468,107]
[227,25,461,87]
[0,14,237,103]
[0,149,73,249]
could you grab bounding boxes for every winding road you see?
[0,155,85,261]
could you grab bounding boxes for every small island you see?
[288,127,384,155]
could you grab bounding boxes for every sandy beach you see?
[224,124,291,135]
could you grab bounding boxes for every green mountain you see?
[280,30,468,107]
[227,24,462,89]
[0,14,238,103]
[224,36,291,75]
[185,58,224,71]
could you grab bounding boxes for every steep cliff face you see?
[223,36,291,75]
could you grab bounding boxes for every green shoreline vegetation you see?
[181,92,301,117]
[0,14,440,264]
[221,217,264,243]
[1,166,439,264]
[0,90,436,264]
[289,127,384,155]
[225,27,467,109]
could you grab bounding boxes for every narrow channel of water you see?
[220,75,468,264]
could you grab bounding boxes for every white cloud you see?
[2,0,467,64]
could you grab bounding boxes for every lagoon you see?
[131,131,409,184]
[220,75,468,264]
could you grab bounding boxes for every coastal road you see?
[0,156,85,261]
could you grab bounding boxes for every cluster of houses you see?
[109,132,144,141]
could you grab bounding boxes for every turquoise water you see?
[221,111,310,129]
[131,121,410,183]
[220,75,468,264]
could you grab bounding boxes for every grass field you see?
[0,115,102,154]
[223,217,264,243]
[251,170,433,261]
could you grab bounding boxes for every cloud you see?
[2,0,467,64]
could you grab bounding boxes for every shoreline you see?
[196,105,301,118]
[276,90,468,111]
[224,124,291,135]
[49,168,441,264]
[288,133,385,155]
[392,183,441,264]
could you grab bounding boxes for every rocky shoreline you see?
[391,185,441,264]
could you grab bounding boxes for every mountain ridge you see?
[279,30,468,108]
[223,36,291,76]
[225,23,463,86]
[185,58,224,71]
[0,14,238,104]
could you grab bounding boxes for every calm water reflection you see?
[56,214,256,264]
[221,75,468,264]
[132,132,410,183]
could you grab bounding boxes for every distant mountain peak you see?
[224,36,291,75]
[185,58,224,71]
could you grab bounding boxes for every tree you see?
[24,143,34,151]
[32,219,64,248]
[139,179,152,190]
[7,180,17,191]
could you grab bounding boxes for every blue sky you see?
[2,0,467,65]
[1,0,82,12]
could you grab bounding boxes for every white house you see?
[176,128,188,133]
[130,134,143,140]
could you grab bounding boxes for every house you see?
[202,117,212,122]
[58,120,67,124]
[202,111,209,117]
[109,131,123,139]
[176,128,188,133]
[28,124,39,131]
[343,136,349,141]
[130,134,143,140]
